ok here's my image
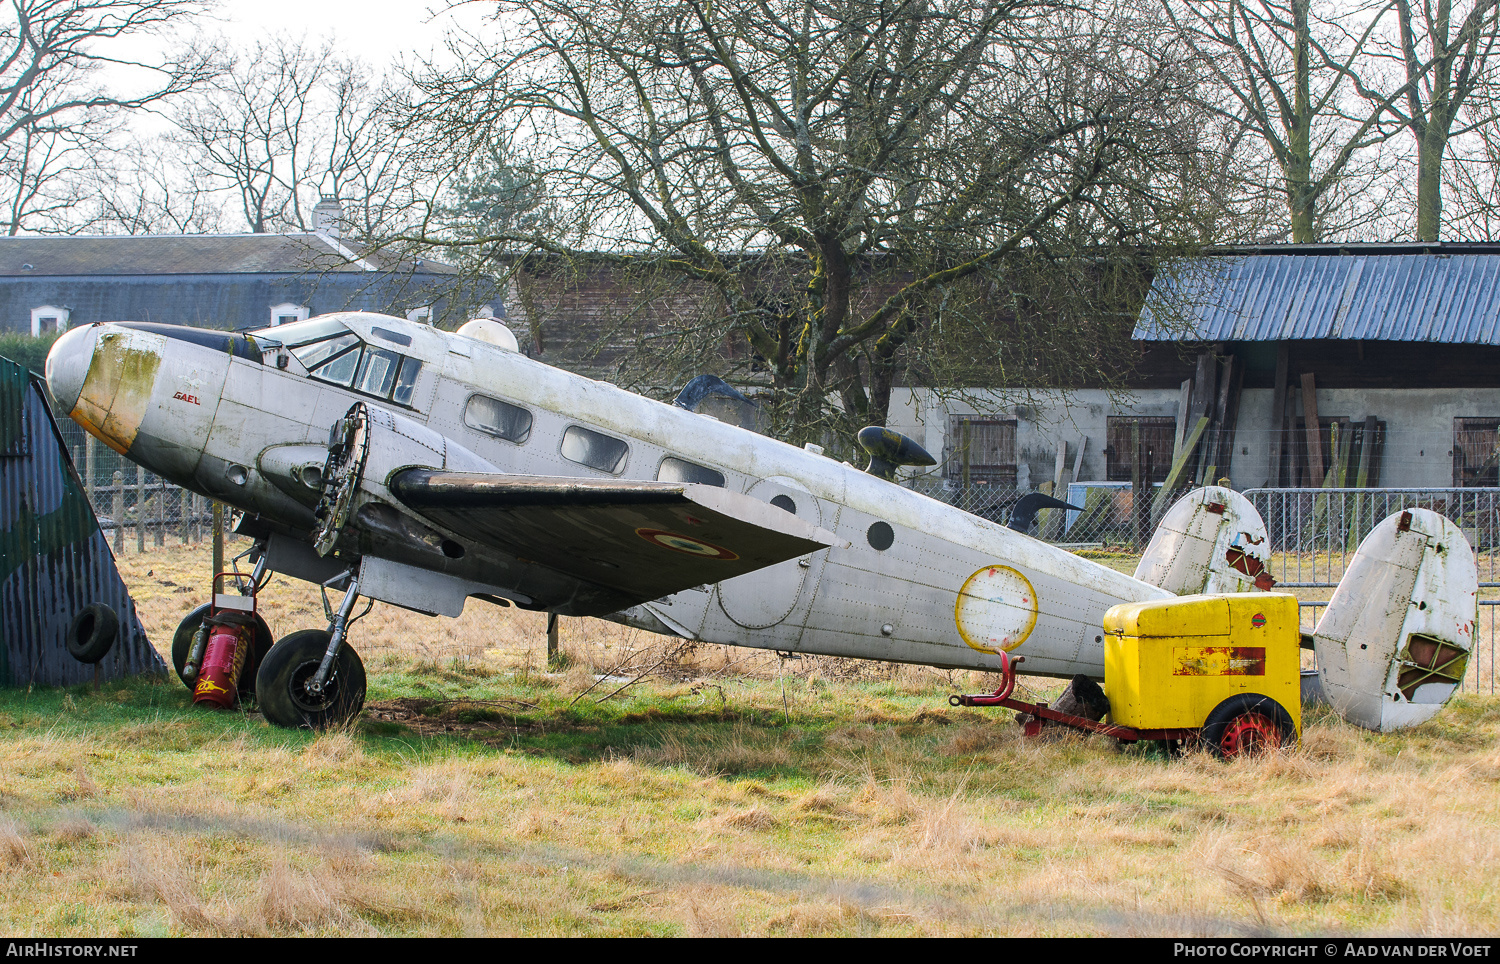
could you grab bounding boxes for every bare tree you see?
[1163,0,1422,242]
[410,0,1215,439]
[84,137,224,233]
[172,36,428,239]
[1357,0,1500,239]
[0,0,216,234]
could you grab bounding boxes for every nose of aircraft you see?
[44,324,95,415]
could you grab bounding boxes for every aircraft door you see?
[716,477,823,629]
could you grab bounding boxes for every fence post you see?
[155,475,166,547]
[179,487,190,544]
[136,468,146,553]
[111,470,124,552]
[85,435,96,513]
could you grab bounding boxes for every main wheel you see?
[172,603,274,695]
[1201,694,1295,759]
[254,629,366,730]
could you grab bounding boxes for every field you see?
[2,541,1499,936]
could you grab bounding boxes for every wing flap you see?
[389,469,838,610]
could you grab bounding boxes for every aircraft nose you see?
[44,325,96,415]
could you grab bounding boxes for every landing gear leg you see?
[255,570,370,730]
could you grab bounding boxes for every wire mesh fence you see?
[55,420,226,553]
[1244,487,1500,587]
[905,478,1189,548]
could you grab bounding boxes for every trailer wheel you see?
[172,604,275,695]
[66,604,118,663]
[1202,694,1295,759]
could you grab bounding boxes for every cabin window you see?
[945,416,1016,486]
[465,395,533,444]
[657,457,725,487]
[562,425,629,474]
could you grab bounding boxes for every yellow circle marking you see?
[954,564,1039,654]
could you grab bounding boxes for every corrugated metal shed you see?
[1134,245,1500,344]
[0,355,163,686]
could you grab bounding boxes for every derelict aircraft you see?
[43,311,1478,733]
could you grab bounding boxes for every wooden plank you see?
[1266,343,1289,486]
[1281,383,1298,486]
[1301,372,1324,485]
[1132,421,1146,548]
[1070,435,1087,486]
[1174,378,1192,459]
[1218,357,1245,482]
[1355,415,1377,487]
[1152,415,1211,525]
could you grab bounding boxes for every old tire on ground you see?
[171,603,275,695]
[66,604,119,663]
[254,629,366,730]
[1201,694,1295,759]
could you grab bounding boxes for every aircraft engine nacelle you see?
[312,401,497,558]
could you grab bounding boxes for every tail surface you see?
[1134,486,1274,596]
[1313,508,1478,732]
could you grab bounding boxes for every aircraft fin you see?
[1312,508,1478,732]
[1133,486,1273,596]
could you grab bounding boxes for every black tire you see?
[66,604,118,663]
[1201,694,1296,759]
[172,603,274,696]
[254,629,366,730]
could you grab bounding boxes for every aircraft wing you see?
[388,469,838,612]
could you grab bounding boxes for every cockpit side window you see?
[292,333,360,370]
[288,328,423,406]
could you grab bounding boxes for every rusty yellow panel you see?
[1104,593,1301,734]
[1172,646,1266,676]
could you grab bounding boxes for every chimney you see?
[312,195,345,238]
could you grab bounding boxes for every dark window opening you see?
[1455,418,1500,487]
[1106,416,1176,484]
[945,417,1016,486]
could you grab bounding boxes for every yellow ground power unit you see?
[1102,592,1301,752]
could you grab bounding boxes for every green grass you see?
[2,659,1500,936]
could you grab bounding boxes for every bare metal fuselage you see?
[46,312,1171,679]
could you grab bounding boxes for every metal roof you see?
[1134,248,1500,344]
[0,234,457,277]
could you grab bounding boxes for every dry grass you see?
[3,539,1498,936]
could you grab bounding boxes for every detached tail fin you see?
[1134,486,1274,596]
[1313,509,1477,732]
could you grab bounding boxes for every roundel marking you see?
[954,565,1039,654]
[635,528,739,561]
[1251,612,1266,629]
